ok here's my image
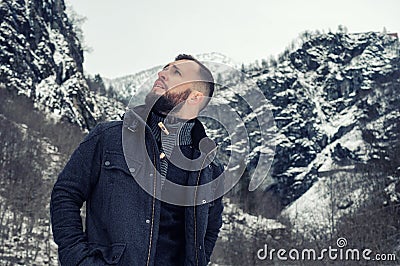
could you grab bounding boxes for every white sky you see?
[65,0,400,79]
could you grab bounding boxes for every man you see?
[50,54,224,266]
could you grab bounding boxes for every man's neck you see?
[148,111,194,146]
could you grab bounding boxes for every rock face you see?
[253,32,400,204]
[0,0,124,130]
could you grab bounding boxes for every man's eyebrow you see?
[172,65,181,72]
[162,63,182,73]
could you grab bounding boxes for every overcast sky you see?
[65,0,400,79]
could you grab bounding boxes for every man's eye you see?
[175,70,182,76]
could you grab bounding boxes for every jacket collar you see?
[123,105,216,154]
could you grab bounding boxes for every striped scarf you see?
[148,112,194,178]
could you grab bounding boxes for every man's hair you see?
[175,54,215,107]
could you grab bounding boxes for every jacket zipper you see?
[144,118,160,266]
[146,150,157,266]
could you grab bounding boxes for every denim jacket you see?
[50,105,224,266]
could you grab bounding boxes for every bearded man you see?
[50,54,224,266]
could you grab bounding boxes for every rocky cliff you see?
[0,0,124,130]
[0,1,124,264]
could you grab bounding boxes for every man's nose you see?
[158,70,168,81]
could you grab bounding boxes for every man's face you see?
[152,59,202,95]
[146,60,202,113]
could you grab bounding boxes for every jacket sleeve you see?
[50,124,106,266]
[204,163,224,264]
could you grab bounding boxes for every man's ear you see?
[188,91,204,105]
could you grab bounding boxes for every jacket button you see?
[104,161,110,166]
[202,200,207,204]
[112,255,118,261]
[129,167,136,172]
[145,219,150,224]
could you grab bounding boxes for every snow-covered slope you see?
[248,32,400,203]
[240,32,400,250]
[0,0,124,130]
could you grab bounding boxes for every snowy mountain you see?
[0,0,124,130]
[103,65,160,106]
[252,32,400,203]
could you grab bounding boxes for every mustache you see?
[145,89,192,114]
[154,79,167,90]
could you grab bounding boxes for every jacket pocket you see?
[101,151,144,194]
[87,242,127,265]
[102,151,142,178]
[100,151,145,227]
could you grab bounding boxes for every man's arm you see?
[50,124,104,266]
[204,163,224,264]
[204,196,223,264]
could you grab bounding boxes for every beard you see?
[145,88,192,114]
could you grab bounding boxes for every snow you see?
[280,172,372,240]
[339,127,366,154]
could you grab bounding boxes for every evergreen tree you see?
[240,63,245,82]
[86,74,107,95]
[94,74,106,95]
